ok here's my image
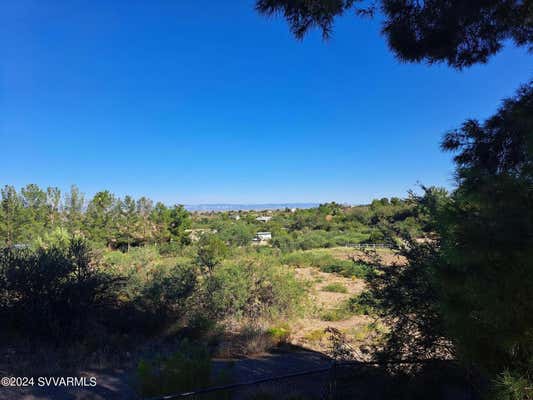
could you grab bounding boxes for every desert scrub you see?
[319,261,374,279]
[322,282,348,293]
[304,329,327,343]
[266,325,291,345]
[347,322,387,343]
[321,307,353,322]
[347,291,377,315]
[207,255,306,320]
[320,293,376,322]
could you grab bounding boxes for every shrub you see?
[319,261,372,279]
[303,329,327,343]
[321,307,352,322]
[206,255,305,320]
[0,239,120,340]
[157,241,183,256]
[266,325,291,345]
[322,283,348,293]
[111,263,197,334]
[347,292,378,315]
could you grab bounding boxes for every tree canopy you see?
[256,0,532,68]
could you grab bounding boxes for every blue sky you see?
[1,1,531,204]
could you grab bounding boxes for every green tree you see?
[46,187,62,228]
[435,83,533,394]
[196,234,228,275]
[150,202,172,244]
[0,186,24,246]
[63,185,84,235]
[367,83,533,398]
[85,190,117,245]
[137,196,154,243]
[168,205,191,243]
[116,195,140,251]
[20,184,48,242]
[256,0,532,68]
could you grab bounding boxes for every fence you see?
[144,359,474,400]
[344,243,395,250]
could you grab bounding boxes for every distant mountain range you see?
[184,203,319,212]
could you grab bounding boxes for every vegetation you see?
[256,0,531,68]
[322,282,348,293]
[362,83,533,398]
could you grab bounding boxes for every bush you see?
[321,307,352,322]
[281,251,335,268]
[157,241,184,256]
[266,325,291,345]
[0,239,120,340]
[109,263,197,335]
[322,283,348,293]
[347,292,377,315]
[206,255,305,320]
[320,261,373,279]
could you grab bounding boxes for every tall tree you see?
[435,82,533,394]
[256,0,532,68]
[168,205,191,243]
[85,191,117,245]
[150,202,172,244]
[137,196,154,244]
[0,186,24,246]
[46,187,62,228]
[20,184,47,242]
[367,83,533,398]
[63,185,85,235]
[116,195,140,251]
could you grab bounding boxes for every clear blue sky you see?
[1,1,531,204]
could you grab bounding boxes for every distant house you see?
[256,216,272,222]
[253,231,272,244]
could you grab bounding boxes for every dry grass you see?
[286,247,393,357]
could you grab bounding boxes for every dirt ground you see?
[289,248,398,356]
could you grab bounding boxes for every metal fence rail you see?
[344,243,395,249]
[143,359,467,400]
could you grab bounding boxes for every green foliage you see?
[0,185,24,246]
[168,205,191,242]
[492,370,533,400]
[35,226,71,249]
[322,282,348,293]
[319,261,373,279]
[218,221,255,247]
[256,0,531,69]
[435,83,533,392]
[281,250,375,278]
[196,234,228,274]
[347,292,377,315]
[206,255,305,320]
[266,325,291,344]
[320,306,352,322]
[368,83,533,397]
[0,238,120,339]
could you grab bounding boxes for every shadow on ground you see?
[0,344,480,400]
